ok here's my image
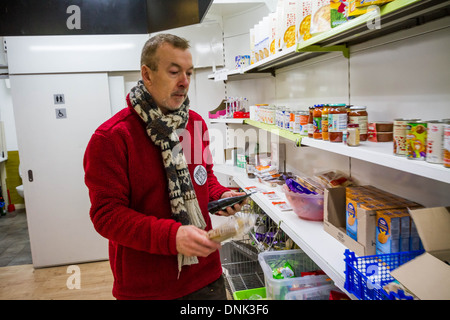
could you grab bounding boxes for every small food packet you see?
[207,213,256,243]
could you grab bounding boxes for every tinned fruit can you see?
[394,119,419,156]
[406,121,427,160]
[444,124,450,168]
[426,120,446,164]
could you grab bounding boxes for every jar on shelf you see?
[344,123,360,146]
[328,103,347,142]
[308,106,314,138]
[313,105,323,140]
[296,110,309,135]
[321,104,330,141]
[349,106,368,141]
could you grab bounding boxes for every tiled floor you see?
[0,209,32,267]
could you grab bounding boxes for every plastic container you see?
[282,185,324,221]
[285,283,338,300]
[344,249,424,300]
[233,287,266,300]
[258,249,331,300]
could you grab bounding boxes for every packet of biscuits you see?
[207,213,256,243]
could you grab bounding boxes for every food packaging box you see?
[310,0,331,35]
[296,0,312,43]
[368,131,393,142]
[280,0,299,50]
[324,187,371,256]
[390,207,450,300]
[330,0,349,28]
[324,187,421,256]
[368,122,394,142]
[269,12,277,56]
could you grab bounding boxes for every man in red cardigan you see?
[84,34,243,300]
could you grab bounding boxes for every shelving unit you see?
[213,163,355,298]
[209,0,450,300]
[209,0,450,81]
[215,119,450,184]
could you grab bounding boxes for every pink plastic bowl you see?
[282,185,324,221]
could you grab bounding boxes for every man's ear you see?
[141,65,152,86]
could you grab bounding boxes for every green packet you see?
[272,261,295,279]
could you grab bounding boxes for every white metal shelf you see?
[300,137,450,184]
[209,118,246,124]
[242,120,450,184]
[213,164,355,298]
[208,0,450,81]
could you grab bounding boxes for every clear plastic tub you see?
[258,249,331,300]
[285,283,337,300]
[282,185,324,221]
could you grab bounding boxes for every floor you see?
[0,209,32,267]
[0,210,233,300]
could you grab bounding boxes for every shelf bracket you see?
[297,45,350,59]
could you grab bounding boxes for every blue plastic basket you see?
[344,249,424,300]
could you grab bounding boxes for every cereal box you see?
[330,0,348,28]
[310,0,331,35]
[296,0,312,43]
[280,0,299,50]
[269,12,278,56]
[376,210,401,255]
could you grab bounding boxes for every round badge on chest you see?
[193,165,207,186]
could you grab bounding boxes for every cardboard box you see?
[324,187,421,257]
[324,187,371,256]
[390,207,450,300]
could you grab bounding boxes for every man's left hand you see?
[216,191,248,216]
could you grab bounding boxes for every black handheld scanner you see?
[207,192,255,214]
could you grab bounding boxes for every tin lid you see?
[329,103,346,106]
[349,106,366,110]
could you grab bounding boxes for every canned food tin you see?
[426,120,446,164]
[394,119,420,156]
[444,124,450,168]
[406,121,427,160]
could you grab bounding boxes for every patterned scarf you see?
[129,80,206,274]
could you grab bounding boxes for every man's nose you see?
[178,73,190,87]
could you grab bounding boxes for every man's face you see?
[142,43,193,114]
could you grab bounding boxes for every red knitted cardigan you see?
[83,96,229,299]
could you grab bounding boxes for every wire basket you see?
[344,249,424,300]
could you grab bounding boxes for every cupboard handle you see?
[28,170,33,182]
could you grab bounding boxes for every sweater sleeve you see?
[83,131,180,256]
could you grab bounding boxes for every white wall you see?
[0,79,17,151]
[221,15,450,208]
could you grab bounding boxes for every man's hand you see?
[176,225,221,257]
[216,191,248,217]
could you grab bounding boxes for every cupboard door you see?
[10,73,111,267]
